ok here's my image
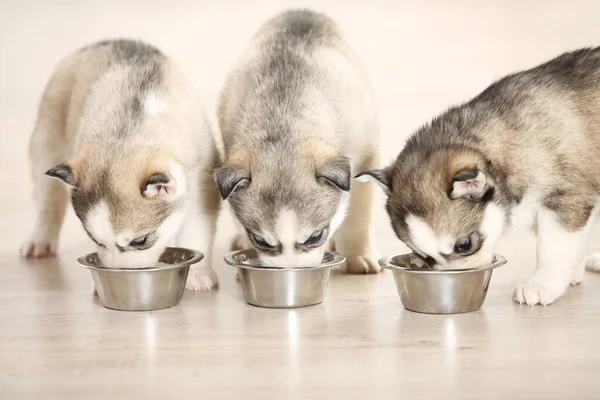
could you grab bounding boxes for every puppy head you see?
[46,151,187,268]
[357,147,507,269]
[216,143,350,267]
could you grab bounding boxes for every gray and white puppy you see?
[217,10,380,271]
[21,40,221,290]
[358,47,600,305]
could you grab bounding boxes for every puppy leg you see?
[328,237,337,252]
[514,207,593,305]
[21,107,70,258]
[178,202,219,291]
[570,258,586,286]
[574,208,599,282]
[178,170,221,291]
[230,212,252,251]
[335,153,381,274]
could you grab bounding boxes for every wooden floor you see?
[2,238,600,399]
[2,1,600,399]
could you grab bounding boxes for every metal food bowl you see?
[379,252,507,314]
[224,249,345,308]
[77,247,203,311]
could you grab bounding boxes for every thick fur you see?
[21,39,221,290]
[217,10,380,272]
[358,47,600,304]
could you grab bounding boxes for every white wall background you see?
[1,0,599,272]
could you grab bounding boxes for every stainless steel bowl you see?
[77,247,203,311]
[379,252,507,314]
[224,249,345,308]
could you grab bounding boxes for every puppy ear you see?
[355,168,392,193]
[450,168,492,200]
[141,160,186,200]
[317,156,351,191]
[214,166,250,200]
[142,172,177,199]
[46,163,76,186]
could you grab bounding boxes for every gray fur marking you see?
[91,40,164,135]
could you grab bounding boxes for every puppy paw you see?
[570,260,585,286]
[570,277,583,286]
[585,253,600,272]
[185,267,219,291]
[20,241,57,258]
[340,254,382,274]
[230,234,251,251]
[513,280,566,306]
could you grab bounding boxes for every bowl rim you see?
[224,248,346,271]
[77,247,204,272]
[378,252,507,274]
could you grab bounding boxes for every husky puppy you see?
[217,10,380,271]
[20,40,221,290]
[358,47,600,305]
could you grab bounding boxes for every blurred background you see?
[1,0,599,266]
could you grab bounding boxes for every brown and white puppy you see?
[217,10,380,271]
[20,39,221,290]
[358,47,600,305]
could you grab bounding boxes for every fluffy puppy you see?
[359,47,600,305]
[217,10,380,272]
[21,39,221,290]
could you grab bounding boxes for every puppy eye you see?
[251,233,274,249]
[302,229,324,246]
[454,235,472,254]
[130,236,148,247]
